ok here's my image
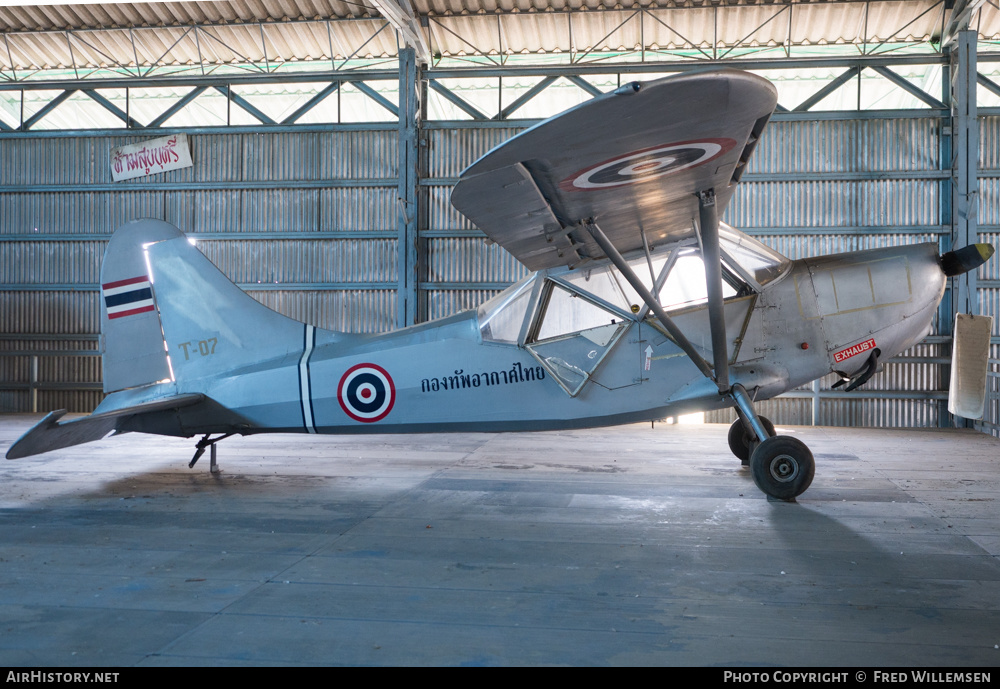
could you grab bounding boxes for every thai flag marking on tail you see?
[102,276,155,319]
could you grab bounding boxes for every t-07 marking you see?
[177,338,218,361]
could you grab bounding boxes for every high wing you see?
[451,69,777,272]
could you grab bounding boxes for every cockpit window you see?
[478,275,534,344]
[658,251,738,311]
[534,284,623,341]
[718,223,790,287]
[526,281,628,396]
[478,226,771,346]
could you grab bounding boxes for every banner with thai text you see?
[111,134,192,181]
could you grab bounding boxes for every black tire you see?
[750,435,815,500]
[727,416,776,462]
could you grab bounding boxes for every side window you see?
[527,282,628,396]
[658,253,738,311]
[535,284,623,341]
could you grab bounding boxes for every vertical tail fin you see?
[142,222,308,384]
[100,219,181,392]
[102,219,310,393]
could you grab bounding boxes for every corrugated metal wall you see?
[1,128,399,412]
[422,124,531,320]
[977,116,1000,437]
[2,113,998,434]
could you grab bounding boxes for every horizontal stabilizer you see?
[6,394,205,459]
[948,313,994,420]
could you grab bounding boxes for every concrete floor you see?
[1,415,999,667]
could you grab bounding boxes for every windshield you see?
[477,274,536,344]
[719,223,790,287]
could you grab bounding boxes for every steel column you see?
[397,47,421,327]
[950,30,979,319]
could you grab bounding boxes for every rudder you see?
[100,219,182,392]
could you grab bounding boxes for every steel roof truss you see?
[793,65,860,111]
[573,10,640,65]
[280,81,341,125]
[870,64,947,108]
[428,17,500,67]
[337,21,393,71]
[943,0,989,48]
[146,85,208,128]
[369,0,431,66]
[565,75,602,98]
[428,79,488,120]
[65,30,137,78]
[141,26,197,79]
[865,0,946,55]
[81,88,142,128]
[643,9,713,60]
[718,5,790,61]
[22,89,76,130]
[353,80,399,117]
[196,26,267,75]
[214,85,275,125]
[978,71,1000,98]
[498,75,556,120]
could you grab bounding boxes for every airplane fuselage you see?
[104,241,946,440]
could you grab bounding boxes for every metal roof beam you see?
[213,85,275,125]
[977,71,1000,98]
[368,0,432,66]
[21,89,76,130]
[280,81,341,125]
[718,5,789,61]
[353,80,399,118]
[428,79,488,120]
[498,75,557,120]
[792,65,860,111]
[869,65,947,108]
[565,75,603,98]
[81,89,143,128]
[146,86,208,128]
[427,17,500,67]
[942,0,988,48]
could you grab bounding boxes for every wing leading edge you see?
[451,69,777,272]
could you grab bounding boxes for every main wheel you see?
[750,435,815,500]
[727,416,775,463]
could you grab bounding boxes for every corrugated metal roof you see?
[0,1,997,75]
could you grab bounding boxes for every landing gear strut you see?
[729,384,813,501]
[582,210,817,501]
[728,415,775,465]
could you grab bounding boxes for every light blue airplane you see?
[7,69,994,500]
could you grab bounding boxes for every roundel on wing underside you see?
[558,138,738,192]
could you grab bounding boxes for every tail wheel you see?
[727,416,775,463]
[750,435,815,500]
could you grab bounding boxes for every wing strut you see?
[697,189,730,393]
[585,193,773,446]
[695,189,771,441]
[581,219,715,382]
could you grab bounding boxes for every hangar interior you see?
[1,0,999,437]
